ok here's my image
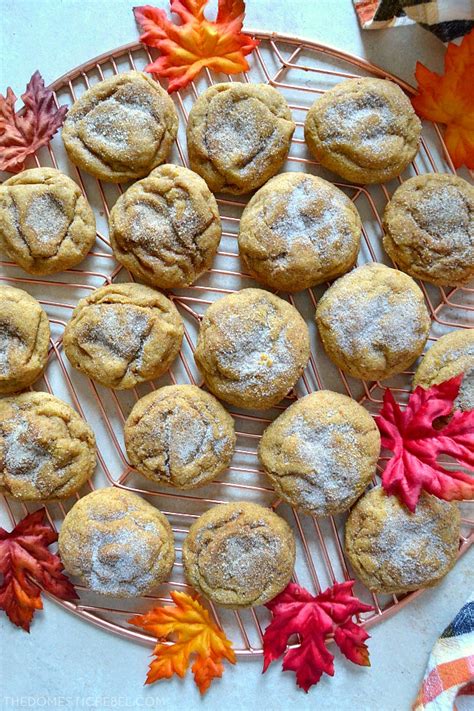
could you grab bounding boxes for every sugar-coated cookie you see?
[182,501,295,608]
[62,71,178,183]
[259,391,380,516]
[238,172,361,292]
[0,392,96,501]
[63,283,183,390]
[125,385,236,489]
[345,487,460,594]
[187,82,295,194]
[58,488,175,597]
[315,263,430,380]
[109,164,221,289]
[413,330,474,411]
[0,168,96,275]
[304,78,421,184]
[195,288,310,409]
[383,173,474,286]
[0,286,50,394]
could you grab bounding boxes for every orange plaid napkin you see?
[413,596,474,710]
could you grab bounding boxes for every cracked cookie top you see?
[63,283,183,390]
[182,501,295,608]
[125,384,236,489]
[62,71,178,183]
[194,288,310,410]
[58,488,175,597]
[186,82,295,195]
[0,285,50,395]
[109,164,222,289]
[304,78,421,184]
[413,329,474,411]
[259,390,380,516]
[0,391,96,501]
[383,173,474,287]
[238,172,361,292]
[0,168,96,275]
[345,487,460,594]
[315,263,430,381]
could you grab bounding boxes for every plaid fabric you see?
[353,0,474,40]
[413,597,474,711]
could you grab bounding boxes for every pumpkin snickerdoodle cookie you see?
[58,488,175,597]
[109,164,222,289]
[238,172,362,292]
[63,283,183,390]
[182,501,295,608]
[413,330,474,412]
[259,391,380,517]
[62,71,178,183]
[304,78,421,184]
[315,263,430,381]
[383,173,474,286]
[124,385,236,489]
[345,487,460,594]
[194,288,310,410]
[0,286,50,395]
[0,392,96,501]
[187,82,295,195]
[0,168,96,275]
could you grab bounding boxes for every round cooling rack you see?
[1,31,473,654]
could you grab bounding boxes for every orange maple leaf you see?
[129,590,236,693]
[133,0,259,92]
[412,29,474,169]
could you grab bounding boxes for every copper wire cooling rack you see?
[1,32,473,654]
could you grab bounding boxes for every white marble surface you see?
[0,1,472,709]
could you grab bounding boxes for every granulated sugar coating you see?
[259,390,380,516]
[24,193,69,244]
[383,173,474,286]
[124,384,236,489]
[182,501,296,608]
[345,487,460,594]
[58,488,175,598]
[62,71,178,183]
[109,164,222,289]
[0,286,50,395]
[194,288,310,410]
[413,329,474,411]
[238,172,362,291]
[0,168,96,275]
[187,82,295,195]
[315,263,430,381]
[0,391,96,502]
[304,77,421,184]
[63,283,183,390]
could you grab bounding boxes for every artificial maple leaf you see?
[376,375,474,513]
[411,29,474,169]
[129,590,236,693]
[0,70,68,173]
[0,508,78,632]
[263,581,373,693]
[133,1,259,92]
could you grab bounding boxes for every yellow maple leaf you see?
[412,28,474,169]
[133,1,259,92]
[129,590,236,693]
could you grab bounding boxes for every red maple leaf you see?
[0,508,78,631]
[263,581,373,693]
[0,70,68,173]
[376,375,474,513]
[133,1,259,92]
